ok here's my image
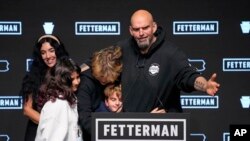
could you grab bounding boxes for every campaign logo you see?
[96,119,187,141]
[0,21,22,35]
[0,96,23,110]
[75,22,120,35]
[92,113,189,141]
[0,60,10,72]
[188,59,206,72]
[149,63,160,76]
[173,21,219,35]
[223,58,250,72]
[223,132,230,141]
[26,58,33,72]
[240,96,250,108]
[181,95,219,109]
[240,21,250,34]
[43,22,54,34]
[190,133,206,141]
[0,134,10,141]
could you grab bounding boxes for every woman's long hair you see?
[36,57,79,112]
[20,35,69,110]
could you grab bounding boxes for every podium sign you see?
[92,113,190,141]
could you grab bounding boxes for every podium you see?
[92,112,190,141]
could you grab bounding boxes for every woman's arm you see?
[23,94,40,124]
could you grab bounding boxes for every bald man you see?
[117,9,220,112]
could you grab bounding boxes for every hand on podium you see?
[150,107,166,113]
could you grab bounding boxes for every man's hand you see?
[194,73,220,96]
[150,107,166,113]
[206,73,220,96]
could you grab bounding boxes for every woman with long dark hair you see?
[20,35,69,141]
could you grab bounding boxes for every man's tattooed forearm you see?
[194,80,205,91]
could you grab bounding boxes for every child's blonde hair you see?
[104,84,122,99]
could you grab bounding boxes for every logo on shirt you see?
[148,63,160,76]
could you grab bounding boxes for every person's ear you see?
[153,22,157,33]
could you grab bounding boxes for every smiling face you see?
[105,92,122,112]
[40,42,57,68]
[104,84,122,112]
[71,71,80,92]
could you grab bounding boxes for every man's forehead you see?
[131,21,151,28]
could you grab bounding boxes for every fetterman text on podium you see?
[92,112,190,141]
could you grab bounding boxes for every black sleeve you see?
[77,69,104,141]
[172,46,201,92]
[76,71,96,140]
